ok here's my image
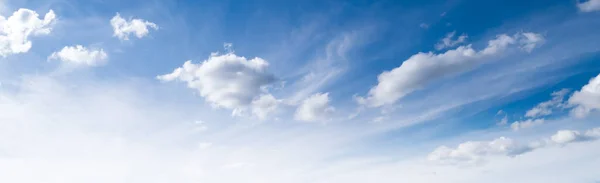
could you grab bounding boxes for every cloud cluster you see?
[435,31,467,50]
[157,53,277,117]
[0,8,56,57]
[294,93,335,122]
[110,13,158,41]
[48,45,108,66]
[568,73,600,118]
[577,0,600,12]
[428,127,600,166]
[358,32,544,107]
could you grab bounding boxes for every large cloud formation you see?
[158,53,277,117]
[0,8,56,57]
[358,32,544,107]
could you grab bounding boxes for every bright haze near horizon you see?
[1,0,600,182]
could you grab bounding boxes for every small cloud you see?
[48,45,108,67]
[294,93,335,122]
[435,31,468,50]
[577,0,600,12]
[110,13,158,41]
[419,23,429,29]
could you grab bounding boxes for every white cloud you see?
[294,93,335,122]
[428,127,600,166]
[428,137,531,165]
[110,13,158,41]
[157,53,277,116]
[251,94,281,120]
[518,32,545,52]
[434,31,467,50]
[525,89,569,118]
[568,74,600,118]
[48,45,108,66]
[358,32,544,107]
[0,8,56,57]
[510,119,544,131]
[577,0,600,12]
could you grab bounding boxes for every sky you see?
[1,0,600,182]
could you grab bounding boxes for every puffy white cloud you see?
[48,45,108,66]
[358,32,544,107]
[110,13,158,40]
[251,94,281,120]
[157,53,277,116]
[434,31,467,50]
[510,119,544,131]
[429,127,600,166]
[0,8,56,57]
[525,89,570,118]
[294,93,335,122]
[568,74,600,118]
[577,0,600,12]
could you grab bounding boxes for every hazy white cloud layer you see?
[49,45,108,66]
[0,8,56,56]
[111,13,158,40]
[1,75,599,183]
[358,32,544,107]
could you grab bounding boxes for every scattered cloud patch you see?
[0,8,56,57]
[110,13,158,41]
[294,93,335,122]
[429,127,600,166]
[358,32,544,107]
[428,137,532,165]
[525,89,570,118]
[510,119,544,131]
[435,31,467,50]
[577,0,600,12]
[48,45,108,66]
[568,74,600,118]
[157,53,277,117]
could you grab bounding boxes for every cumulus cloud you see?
[428,127,600,166]
[157,53,277,117]
[577,0,600,12]
[0,8,56,57]
[251,94,281,120]
[568,74,600,118]
[525,89,570,118]
[110,13,158,40]
[435,31,468,50]
[48,45,108,66]
[510,119,545,131]
[428,137,532,165]
[294,93,335,122]
[358,32,544,107]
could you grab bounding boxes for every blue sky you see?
[1,0,600,182]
